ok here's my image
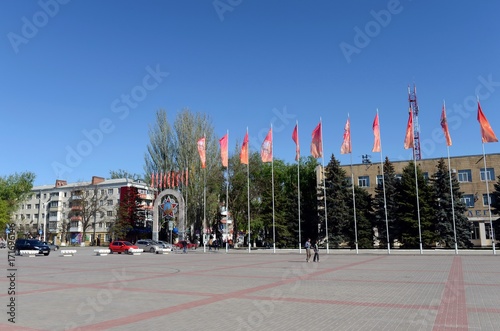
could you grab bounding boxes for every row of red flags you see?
[151,170,188,189]
[193,100,497,169]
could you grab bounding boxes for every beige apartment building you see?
[336,153,500,247]
[12,176,154,246]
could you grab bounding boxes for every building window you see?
[395,174,402,181]
[376,175,383,186]
[457,169,472,182]
[480,168,495,181]
[107,200,113,206]
[50,201,58,207]
[107,211,113,217]
[26,214,31,220]
[108,189,114,195]
[64,192,67,197]
[422,172,429,181]
[35,203,40,209]
[358,176,369,187]
[43,193,47,198]
[345,177,352,186]
[461,194,475,208]
[51,192,59,197]
[34,214,39,220]
[27,204,32,209]
[483,194,492,206]
[36,194,40,199]
[100,200,104,206]
[470,222,480,240]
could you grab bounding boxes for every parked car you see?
[42,241,59,251]
[108,241,139,254]
[156,240,173,251]
[15,239,50,256]
[135,239,163,253]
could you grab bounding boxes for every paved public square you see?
[1,247,500,331]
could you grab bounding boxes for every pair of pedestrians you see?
[305,238,319,262]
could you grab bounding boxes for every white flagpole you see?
[482,143,496,255]
[446,145,458,254]
[271,124,276,253]
[347,115,358,254]
[297,121,302,255]
[225,130,229,253]
[246,128,251,253]
[320,117,329,254]
[412,121,423,255]
[377,110,390,255]
[203,136,207,253]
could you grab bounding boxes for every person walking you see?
[305,238,311,262]
[313,240,320,262]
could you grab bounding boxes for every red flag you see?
[292,123,300,161]
[477,101,498,143]
[219,133,228,167]
[151,173,154,188]
[311,122,322,158]
[372,113,381,153]
[167,172,171,188]
[159,172,163,189]
[176,172,180,187]
[164,173,167,188]
[240,131,249,164]
[185,168,189,186]
[440,103,452,146]
[404,110,414,149]
[197,137,206,168]
[260,128,273,163]
[155,172,159,188]
[340,117,351,154]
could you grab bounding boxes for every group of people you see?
[304,238,319,263]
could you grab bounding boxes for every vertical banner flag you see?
[477,101,498,143]
[240,131,249,164]
[340,117,352,154]
[404,110,414,149]
[219,133,228,167]
[261,128,273,162]
[311,122,322,158]
[197,137,206,168]
[159,172,163,189]
[372,113,381,152]
[440,103,452,146]
[151,173,154,188]
[292,123,300,161]
[185,168,189,186]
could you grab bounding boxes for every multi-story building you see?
[331,153,500,248]
[12,176,154,246]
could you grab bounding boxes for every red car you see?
[174,241,198,250]
[109,241,139,254]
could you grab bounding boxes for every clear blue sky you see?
[2,0,500,186]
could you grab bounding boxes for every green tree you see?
[348,186,374,248]
[0,172,36,230]
[373,157,399,248]
[431,158,472,248]
[323,154,351,247]
[489,175,500,242]
[395,161,436,248]
[109,169,142,181]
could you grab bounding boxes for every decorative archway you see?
[152,189,185,241]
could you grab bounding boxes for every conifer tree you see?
[430,158,472,248]
[372,157,399,248]
[323,154,351,247]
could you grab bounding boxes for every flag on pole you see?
[155,172,159,188]
[159,172,163,188]
[197,137,206,168]
[440,103,452,146]
[340,117,352,154]
[292,123,300,161]
[185,168,189,186]
[261,128,273,162]
[240,131,249,164]
[219,133,228,167]
[372,113,381,153]
[404,110,414,149]
[477,101,498,143]
[151,173,154,188]
[311,122,322,158]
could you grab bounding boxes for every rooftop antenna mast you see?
[408,84,422,160]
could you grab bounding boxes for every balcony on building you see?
[70,216,82,222]
[69,225,83,232]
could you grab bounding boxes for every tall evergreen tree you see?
[430,158,472,248]
[323,154,351,247]
[347,186,374,248]
[395,161,436,248]
[490,175,500,242]
[372,157,399,248]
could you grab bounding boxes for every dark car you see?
[15,239,51,256]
